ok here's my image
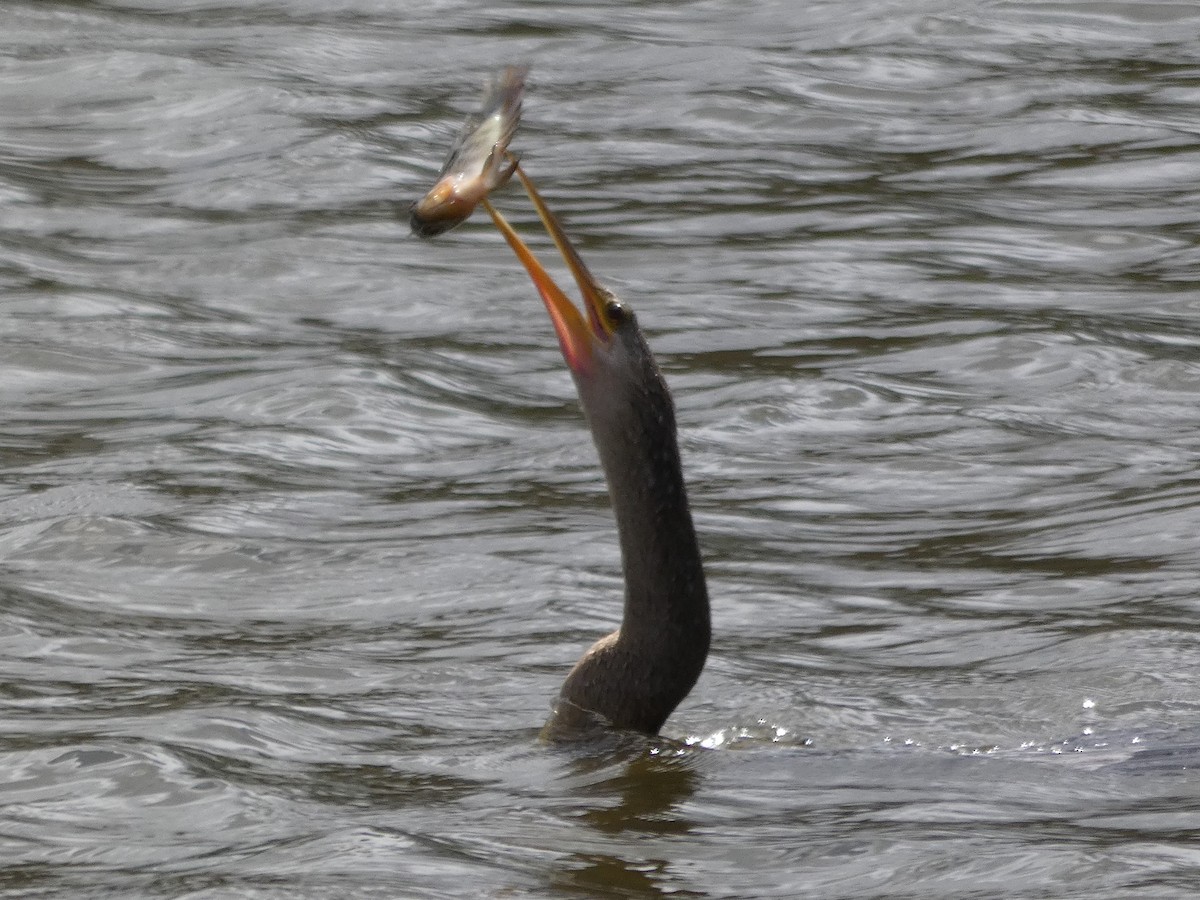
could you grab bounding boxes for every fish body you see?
[410,65,527,238]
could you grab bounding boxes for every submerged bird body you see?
[484,169,709,738]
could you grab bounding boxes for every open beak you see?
[483,165,614,374]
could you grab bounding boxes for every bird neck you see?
[585,370,709,660]
[548,344,710,738]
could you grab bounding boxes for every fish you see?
[410,65,528,238]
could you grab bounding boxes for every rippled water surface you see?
[4,1,1200,897]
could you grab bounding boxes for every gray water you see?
[4,1,1200,897]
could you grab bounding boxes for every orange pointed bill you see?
[482,166,614,374]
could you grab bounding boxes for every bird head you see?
[482,166,664,433]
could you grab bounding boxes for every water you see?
[4,0,1200,896]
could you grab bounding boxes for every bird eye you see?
[605,298,627,324]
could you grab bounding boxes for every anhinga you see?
[482,168,710,739]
